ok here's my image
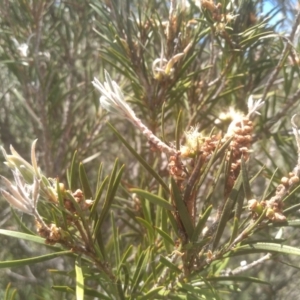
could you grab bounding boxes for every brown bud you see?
[243,118,252,126]
[243,125,253,134]
[233,127,243,135]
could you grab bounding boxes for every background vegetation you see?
[0,0,300,299]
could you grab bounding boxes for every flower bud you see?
[248,199,258,211]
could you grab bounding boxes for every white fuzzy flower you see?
[92,71,136,120]
[247,95,265,118]
[0,171,40,215]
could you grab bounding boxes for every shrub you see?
[1,0,300,299]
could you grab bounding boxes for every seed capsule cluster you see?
[248,172,300,222]
[207,116,253,196]
[226,117,253,176]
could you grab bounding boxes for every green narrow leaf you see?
[159,255,181,274]
[228,217,239,246]
[117,279,126,300]
[268,218,300,227]
[249,164,266,184]
[240,207,268,239]
[118,245,133,273]
[95,231,106,261]
[192,205,213,242]
[93,161,123,237]
[161,102,166,142]
[11,208,35,235]
[75,256,84,300]
[68,151,78,190]
[212,172,243,250]
[4,283,17,300]
[136,217,155,243]
[155,187,163,228]
[0,229,60,249]
[0,250,73,268]
[155,227,175,247]
[130,189,174,211]
[131,249,150,294]
[139,190,153,225]
[213,256,230,276]
[90,175,109,218]
[161,209,173,252]
[283,183,300,203]
[84,288,112,300]
[167,210,179,238]
[52,286,75,294]
[206,276,270,285]
[175,109,183,150]
[234,242,300,256]
[119,265,129,296]
[108,123,169,192]
[171,178,194,239]
[261,168,278,201]
[149,247,157,285]
[241,156,252,200]
[234,173,245,222]
[79,162,93,199]
[204,154,227,205]
[111,211,120,268]
[284,203,300,216]
[139,287,164,300]
[56,179,68,231]
[96,163,103,192]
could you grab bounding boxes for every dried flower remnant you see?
[63,189,94,213]
[37,222,62,245]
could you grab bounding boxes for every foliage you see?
[1,0,300,299]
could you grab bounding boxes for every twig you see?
[227,253,272,276]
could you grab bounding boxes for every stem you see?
[131,116,179,156]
